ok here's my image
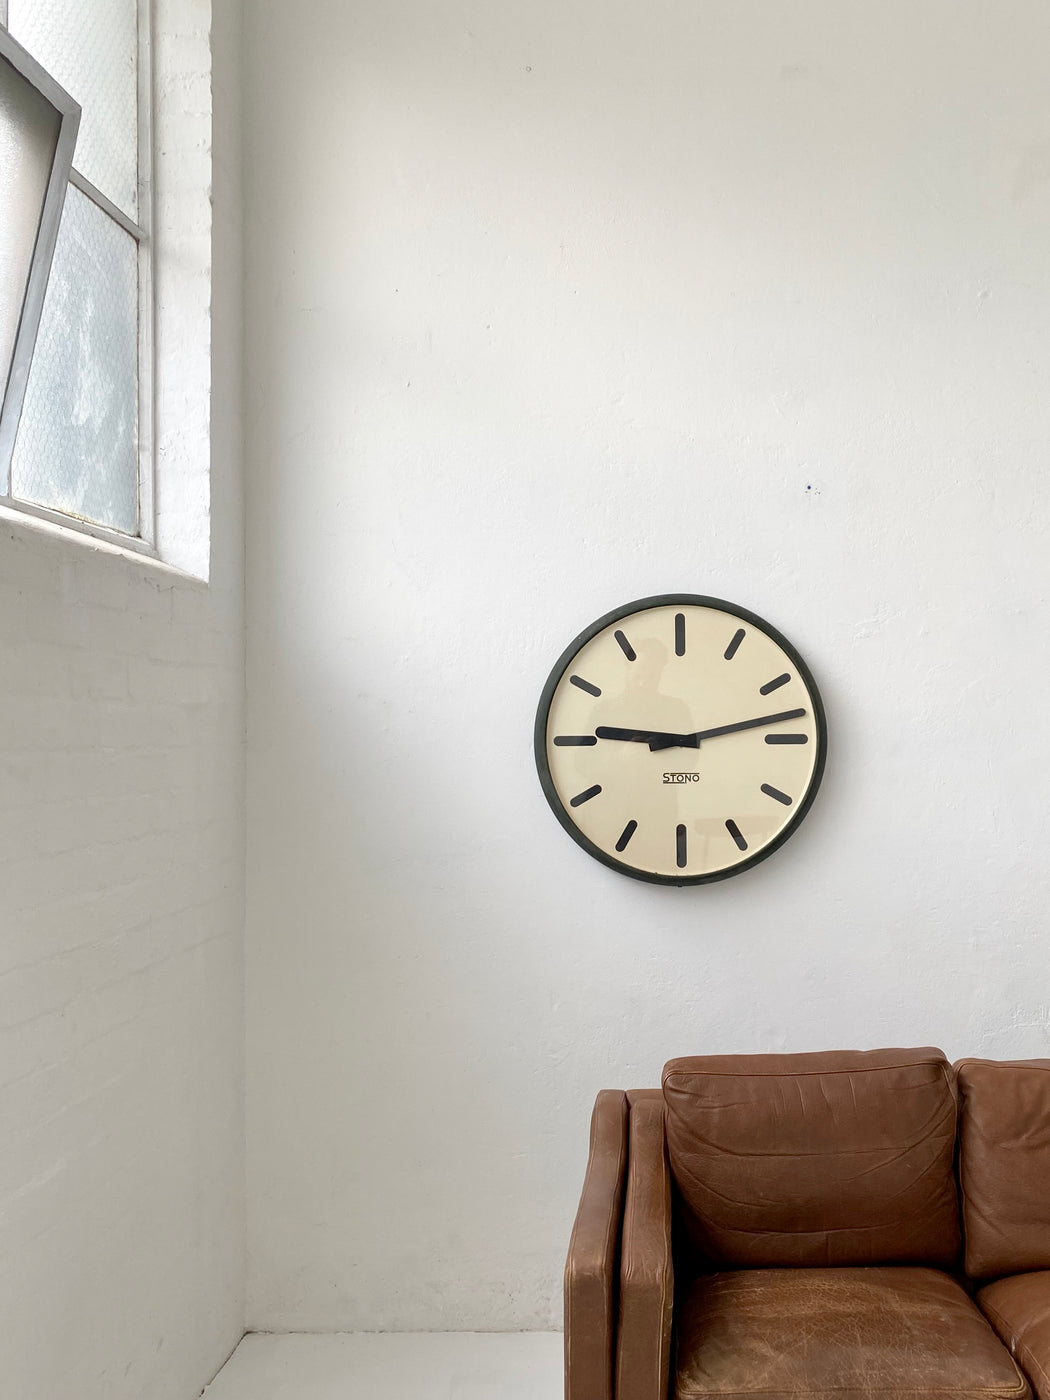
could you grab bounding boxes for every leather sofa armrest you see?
[565,1089,630,1400]
[616,1092,674,1400]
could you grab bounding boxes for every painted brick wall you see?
[0,0,245,1396]
[0,536,244,1400]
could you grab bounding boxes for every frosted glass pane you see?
[11,184,138,534]
[7,0,138,218]
[0,53,60,396]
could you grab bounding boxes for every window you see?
[0,0,153,553]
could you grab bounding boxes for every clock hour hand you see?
[647,707,807,751]
[594,726,698,748]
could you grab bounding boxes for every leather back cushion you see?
[662,1048,961,1268]
[957,1058,1050,1279]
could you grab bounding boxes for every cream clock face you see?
[534,596,827,884]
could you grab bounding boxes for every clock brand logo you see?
[663,772,700,784]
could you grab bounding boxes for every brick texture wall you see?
[0,0,245,1394]
[0,527,244,1400]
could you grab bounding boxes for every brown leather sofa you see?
[564,1049,1050,1400]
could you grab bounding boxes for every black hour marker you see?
[724,629,745,660]
[674,613,686,657]
[760,673,791,695]
[569,784,602,807]
[676,824,687,868]
[765,733,808,745]
[725,819,748,851]
[761,783,793,806]
[614,630,636,661]
[554,735,598,746]
[570,675,601,697]
[616,820,638,852]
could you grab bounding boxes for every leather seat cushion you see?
[979,1272,1050,1400]
[674,1267,1030,1400]
[663,1048,961,1268]
[956,1059,1050,1278]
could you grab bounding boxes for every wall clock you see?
[534,595,827,885]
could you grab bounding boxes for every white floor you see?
[203,1332,563,1400]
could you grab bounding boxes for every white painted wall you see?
[244,0,1050,1331]
[0,2,245,1396]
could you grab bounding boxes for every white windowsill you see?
[0,495,207,585]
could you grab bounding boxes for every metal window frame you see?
[0,0,156,557]
[0,23,81,487]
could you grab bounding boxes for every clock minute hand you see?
[596,709,807,751]
[647,708,808,751]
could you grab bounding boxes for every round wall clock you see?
[534,595,827,885]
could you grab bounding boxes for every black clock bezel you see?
[533,594,828,886]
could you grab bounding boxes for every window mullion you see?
[68,167,145,241]
[136,0,154,544]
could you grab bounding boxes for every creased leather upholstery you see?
[979,1273,1050,1400]
[957,1059,1050,1279]
[675,1267,1031,1400]
[615,1091,673,1400]
[564,1053,1050,1400]
[662,1048,960,1267]
[565,1090,629,1400]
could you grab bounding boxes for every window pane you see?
[0,51,61,389]
[7,0,138,219]
[11,184,138,534]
